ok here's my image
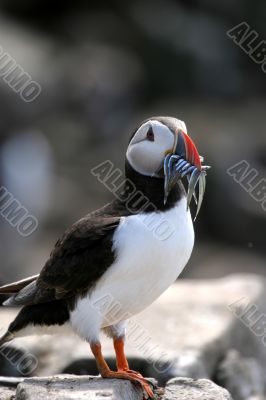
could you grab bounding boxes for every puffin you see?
[0,116,209,399]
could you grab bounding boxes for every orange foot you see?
[91,341,155,399]
[118,368,156,388]
[102,369,155,399]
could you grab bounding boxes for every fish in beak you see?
[163,130,210,219]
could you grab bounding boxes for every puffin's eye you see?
[146,127,154,142]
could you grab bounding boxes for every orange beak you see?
[174,130,202,170]
[163,130,210,218]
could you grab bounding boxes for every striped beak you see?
[163,130,210,219]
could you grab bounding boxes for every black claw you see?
[145,379,157,389]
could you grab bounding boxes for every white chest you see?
[90,197,194,326]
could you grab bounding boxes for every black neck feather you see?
[118,160,185,213]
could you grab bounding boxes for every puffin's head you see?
[126,116,210,218]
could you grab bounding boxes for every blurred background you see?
[0,0,265,290]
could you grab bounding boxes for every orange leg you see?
[90,342,154,399]
[113,338,142,376]
[113,337,129,371]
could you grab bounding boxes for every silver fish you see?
[163,153,210,219]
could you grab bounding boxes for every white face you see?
[126,119,187,176]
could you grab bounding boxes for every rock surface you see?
[0,377,22,399]
[0,375,233,400]
[162,378,232,400]
[0,386,16,400]
[15,375,144,400]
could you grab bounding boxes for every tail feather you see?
[2,281,39,307]
[2,296,21,307]
[0,275,39,294]
[0,331,14,348]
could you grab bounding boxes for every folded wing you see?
[1,216,121,307]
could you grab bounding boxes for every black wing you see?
[2,216,121,306]
[38,216,121,294]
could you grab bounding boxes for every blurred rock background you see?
[0,0,265,287]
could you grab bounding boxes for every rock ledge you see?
[0,374,232,400]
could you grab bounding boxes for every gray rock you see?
[0,377,22,399]
[15,375,144,400]
[216,350,265,400]
[0,375,234,400]
[163,378,232,400]
[0,386,16,400]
